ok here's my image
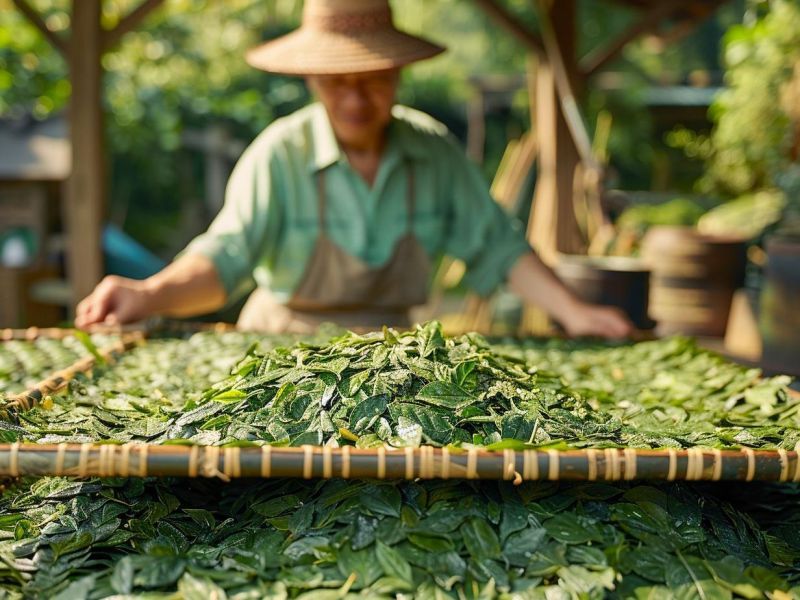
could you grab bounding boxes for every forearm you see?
[144,253,228,318]
[506,251,582,322]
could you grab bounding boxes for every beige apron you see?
[237,163,431,333]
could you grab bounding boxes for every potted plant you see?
[658,2,800,352]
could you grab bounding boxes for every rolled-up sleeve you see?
[182,145,282,302]
[441,141,531,296]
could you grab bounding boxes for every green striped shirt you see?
[184,102,531,304]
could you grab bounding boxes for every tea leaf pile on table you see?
[10,322,799,450]
[0,475,797,599]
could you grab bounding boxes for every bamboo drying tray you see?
[2,324,798,483]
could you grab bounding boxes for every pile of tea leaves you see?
[12,323,621,448]
[0,475,797,599]
[10,322,799,450]
[496,336,799,450]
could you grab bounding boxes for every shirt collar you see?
[309,103,427,173]
[310,103,340,172]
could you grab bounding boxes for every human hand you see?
[559,301,634,339]
[74,276,155,329]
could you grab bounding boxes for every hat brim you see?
[246,28,445,75]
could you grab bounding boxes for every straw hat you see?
[246,0,446,75]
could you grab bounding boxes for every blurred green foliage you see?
[617,197,707,230]
[670,0,800,202]
[697,188,787,238]
[0,0,741,255]
[0,0,71,118]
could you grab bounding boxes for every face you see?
[307,69,400,150]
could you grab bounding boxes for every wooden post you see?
[528,0,585,262]
[14,0,165,312]
[466,89,486,164]
[65,0,105,305]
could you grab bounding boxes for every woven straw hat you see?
[246,0,446,75]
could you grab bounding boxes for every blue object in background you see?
[103,224,167,280]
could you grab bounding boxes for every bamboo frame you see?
[1,327,82,341]
[0,320,234,342]
[3,325,799,482]
[3,332,144,415]
[0,443,797,483]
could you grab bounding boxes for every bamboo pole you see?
[0,320,236,342]
[0,443,797,483]
[1,327,79,341]
[0,321,223,341]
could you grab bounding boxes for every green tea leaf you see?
[461,517,501,561]
[211,389,247,403]
[361,485,401,518]
[375,540,413,582]
[416,381,477,410]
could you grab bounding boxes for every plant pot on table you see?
[554,254,655,331]
[641,226,747,337]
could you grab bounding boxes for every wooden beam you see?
[528,0,587,261]
[473,0,544,57]
[535,0,594,168]
[655,2,723,45]
[102,0,165,52]
[466,92,486,163]
[579,1,691,77]
[12,0,68,57]
[65,0,104,304]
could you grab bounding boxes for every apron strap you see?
[405,160,415,234]
[316,168,328,233]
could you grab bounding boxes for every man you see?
[76,0,631,338]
